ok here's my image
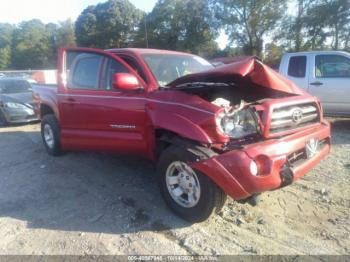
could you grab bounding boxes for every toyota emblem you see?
[291,108,303,123]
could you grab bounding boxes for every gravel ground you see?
[0,118,349,255]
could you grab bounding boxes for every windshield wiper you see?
[170,82,235,89]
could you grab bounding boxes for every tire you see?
[157,145,227,222]
[0,111,8,127]
[41,114,62,156]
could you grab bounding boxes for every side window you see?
[315,55,350,78]
[65,51,130,90]
[69,54,102,89]
[288,56,306,78]
[101,58,129,90]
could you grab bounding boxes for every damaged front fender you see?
[147,109,213,144]
[191,150,253,200]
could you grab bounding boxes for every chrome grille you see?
[270,103,320,133]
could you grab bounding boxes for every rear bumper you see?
[192,121,331,200]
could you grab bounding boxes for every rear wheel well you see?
[41,104,54,118]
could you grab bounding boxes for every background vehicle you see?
[0,78,38,126]
[210,56,251,67]
[33,48,330,222]
[279,51,350,116]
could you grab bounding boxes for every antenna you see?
[144,14,149,48]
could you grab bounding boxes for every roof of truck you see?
[106,48,194,56]
[284,50,350,56]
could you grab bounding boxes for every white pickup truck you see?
[279,51,350,116]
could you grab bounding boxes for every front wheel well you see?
[156,144,226,222]
[40,104,54,118]
[155,129,215,160]
[155,129,176,158]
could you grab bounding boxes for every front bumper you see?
[2,108,39,124]
[192,121,331,200]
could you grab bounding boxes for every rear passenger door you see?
[58,48,149,155]
[308,54,350,115]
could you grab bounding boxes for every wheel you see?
[41,114,62,156]
[0,111,8,127]
[157,145,227,222]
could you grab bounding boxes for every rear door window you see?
[288,56,307,78]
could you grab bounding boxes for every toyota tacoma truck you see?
[279,51,350,116]
[32,47,331,222]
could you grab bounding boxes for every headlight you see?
[4,102,28,109]
[216,108,259,139]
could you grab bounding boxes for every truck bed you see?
[32,84,58,119]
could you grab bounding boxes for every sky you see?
[0,0,229,49]
[0,0,157,24]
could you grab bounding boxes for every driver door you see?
[58,48,149,155]
[308,54,350,115]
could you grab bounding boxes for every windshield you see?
[0,80,32,94]
[143,54,214,86]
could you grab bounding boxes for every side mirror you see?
[112,73,141,91]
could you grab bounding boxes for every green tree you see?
[75,0,143,48]
[210,46,244,59]
[56,19,76,48]
[0,23,14,70]
[280,0,350,52]
[136,0,219,56]
[343,23,350,51]
[11,19,51,69]
[46,20,76,67]
[45,22,59,67]
[213,0,286,58]
[322,0,350,50]
[292,0,308,51]
[303,1,331,50]
[279,0,318,52]
[264,42,284,67]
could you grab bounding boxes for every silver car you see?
[0,79,39,126]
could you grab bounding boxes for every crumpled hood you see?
[168,57,305,95]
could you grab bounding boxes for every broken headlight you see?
[215,106,259,139]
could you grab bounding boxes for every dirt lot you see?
[0,118,349,255]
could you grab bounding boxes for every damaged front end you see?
[213,99,260,140]
[166,57,307,148]
[166,57,331,201]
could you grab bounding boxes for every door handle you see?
[66,98,80,104]
[310,81,323,86]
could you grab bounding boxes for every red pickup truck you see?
[33,47,331,222]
